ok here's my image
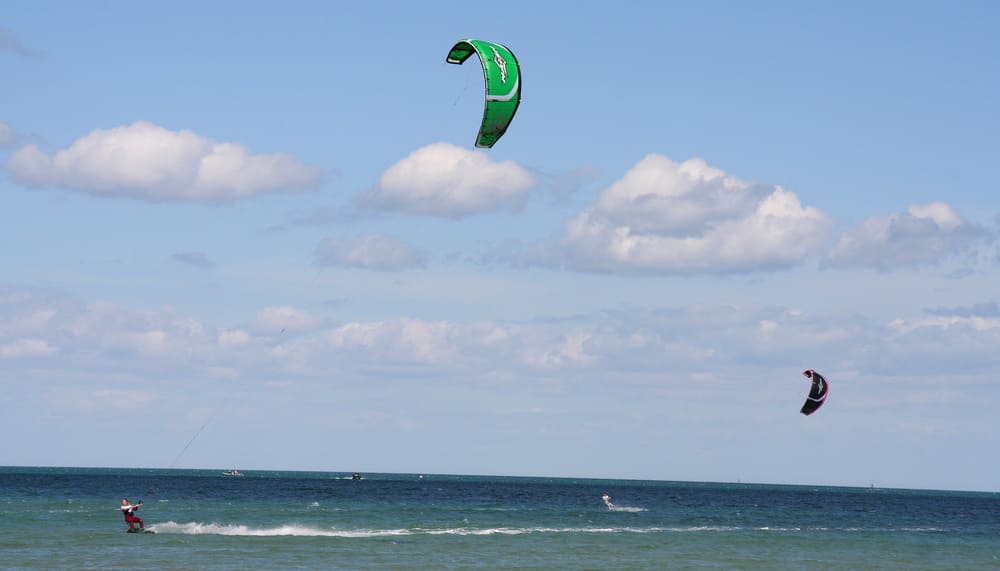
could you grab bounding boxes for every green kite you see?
[446,39,522,148]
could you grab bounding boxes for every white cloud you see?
[888,315,1000,336]
[314,234,428,271]
[591,156,767,235]
[5,121,323,203]
[881,312,1000,374]
[328,318,462,365]
[0,338,56,359]
[253,306,324,334]
[824,202,990,271]
[521,330,600,369]
[0,290,217,373]
[219,329,252,347]
[0,289,327,381]
[4,286,999,399]
[551,155,832,274]
[360,142,537,217]
[0,307,56,337]
[323,320,510,373]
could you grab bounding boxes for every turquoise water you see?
[1,467,997,570]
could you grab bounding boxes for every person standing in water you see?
[120,498,144,532]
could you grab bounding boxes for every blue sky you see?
[1,0,998,492]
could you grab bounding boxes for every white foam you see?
[149,522,411,537]
[671,525,741,532]
[609,506,647,513]
[148,522,769,538]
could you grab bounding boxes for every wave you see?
[150,522,713,538]
[150,522,410,537]
[146,523,645,538]
[609,506,647,513]
[148,521,950,538]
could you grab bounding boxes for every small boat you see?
[222,469,245,477]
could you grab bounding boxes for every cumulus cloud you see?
[359,142,537,217]
[314,234,428,271]
[824,203,990,271]
[328,318,465,366]
[5,121,323,203]
[172,251,216,269]
[539,155,831,274]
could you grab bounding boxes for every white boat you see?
[222,469,245,477]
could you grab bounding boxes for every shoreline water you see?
[2,466,998,569]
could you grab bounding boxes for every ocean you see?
[1,467,997,570]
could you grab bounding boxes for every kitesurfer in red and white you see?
[120,498,144,531]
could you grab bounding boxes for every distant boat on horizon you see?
[222,469,245,477]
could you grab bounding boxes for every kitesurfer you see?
[601,493,614,510]
[120,498,144,532]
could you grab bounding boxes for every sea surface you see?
[1,466,997,570]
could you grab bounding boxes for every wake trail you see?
[149,521,714,538]
[609,506,648,513]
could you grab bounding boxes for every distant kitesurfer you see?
[601,493,614,510]
[120,498,144,532]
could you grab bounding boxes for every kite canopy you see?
[446,39,521,148]
[800,369,829,416]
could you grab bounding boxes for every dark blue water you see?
[1,467,997,569]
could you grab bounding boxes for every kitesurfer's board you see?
[126,529,156,534]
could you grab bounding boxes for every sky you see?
[1,1,998,492]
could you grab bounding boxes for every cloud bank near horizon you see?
[4,286,998,391]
